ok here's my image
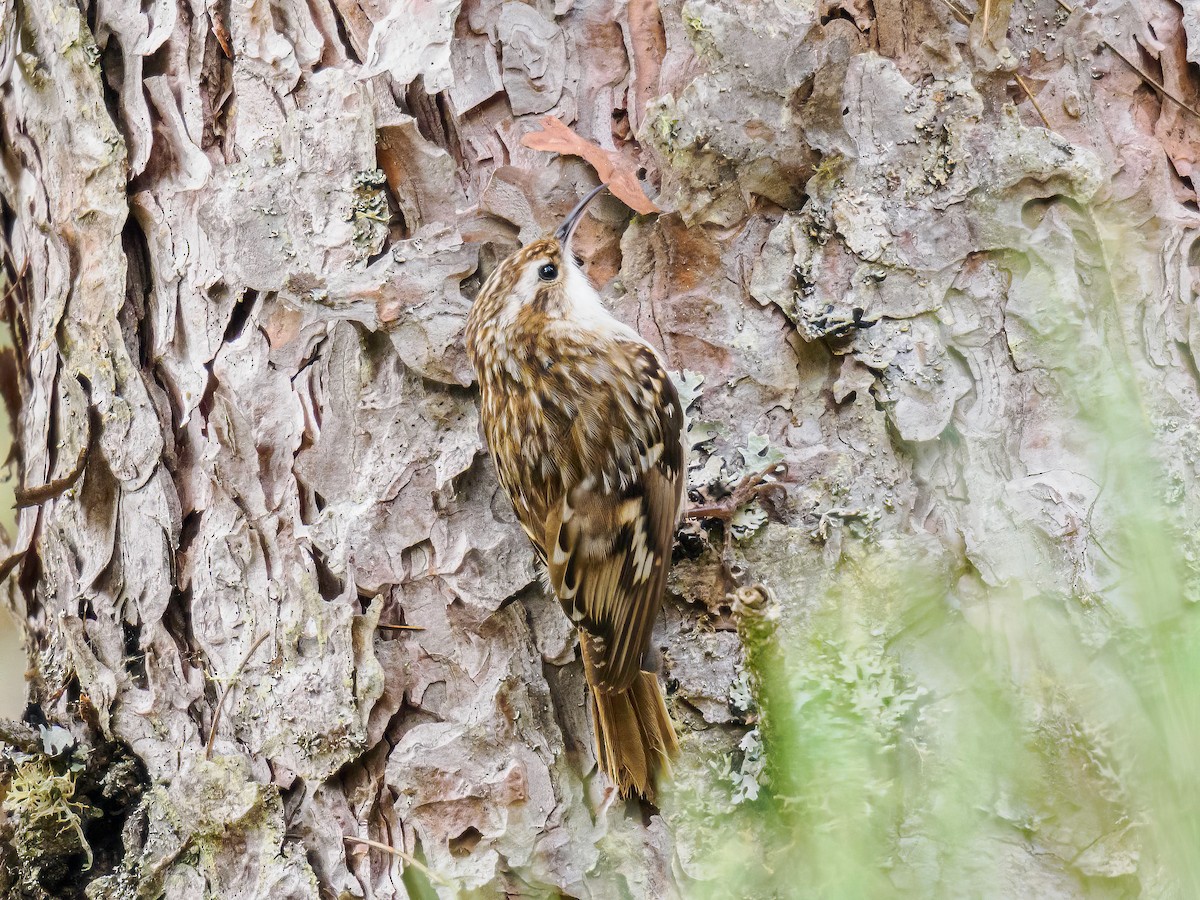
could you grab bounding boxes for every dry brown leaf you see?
[520,117,660,215]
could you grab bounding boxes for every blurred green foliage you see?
[671,208,1200,897]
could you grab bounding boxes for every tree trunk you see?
[1,0,1198,897]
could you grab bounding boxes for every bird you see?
[465,184,682,800]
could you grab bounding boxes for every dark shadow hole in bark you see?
[197,365,218,424]
[1174,340,1200,396]
[0,197,31,370]
[1135,40,1166,94]
[311,544,345,601]
[364,244,392,269]
[374,586,408,630]
[381,174,410,246]
[222,288,259,345]
[448,825,482,858]
[92,21,127,139]
[326,0,364,65]
[199,21,237,161]
[636,794,660,826]
[373,128,413,242]
[672,523,708,561]
[178,510,201,557]
[15,547,41,621]
[10,835,91,895]
[820,7,864,31]
[0,347,19,470]
[404,80,466,173]
[75,740,148,891]
[382,699,441,751]
[164,584,203,676]
[121,217,156,374]
[122,620,148,690]
[1188,235,1200,271]
[1020,193,1085,231]
[665,673,680,698]
[141,29,174,82]
[789,75,816,112]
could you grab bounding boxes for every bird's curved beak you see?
[553,183,608,244]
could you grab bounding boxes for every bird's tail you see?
[581,640,679,800]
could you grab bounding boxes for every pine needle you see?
[205,631,271,760]
[343,835,453,886]
[1014,73,1053,128]
[1054,0,1200,123]
[934,0,971,25]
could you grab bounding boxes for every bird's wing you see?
[543,341,685,692]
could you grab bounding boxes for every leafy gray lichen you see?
[348,168,389,256]
[728,728,765,804]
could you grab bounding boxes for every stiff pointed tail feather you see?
[582,641,679,800]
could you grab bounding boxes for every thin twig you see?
[14,411,91,507]
[204,631,271,760]
[377,623,424,631]
[982,0,992,36]
[1054,0,1200,123]
[0,550,24,586]
[0,252,28,309]
[1014,73,1053,128]
[343,835,453,886]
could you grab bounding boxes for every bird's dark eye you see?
[537,263,558,281]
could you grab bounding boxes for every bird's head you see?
[468,185,609,339]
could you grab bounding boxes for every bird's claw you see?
[687,461,788,523]
[807,306,878,339]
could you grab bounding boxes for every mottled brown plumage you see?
[465,186,682,799]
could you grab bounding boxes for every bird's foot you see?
[807,305,878,339]
[686,462,788,589]
[687,462,788,523]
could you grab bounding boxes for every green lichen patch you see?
[135,754,318,899]
[0,726,145,900]
[3,759,94,882]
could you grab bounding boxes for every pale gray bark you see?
[0,0,1197,897]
